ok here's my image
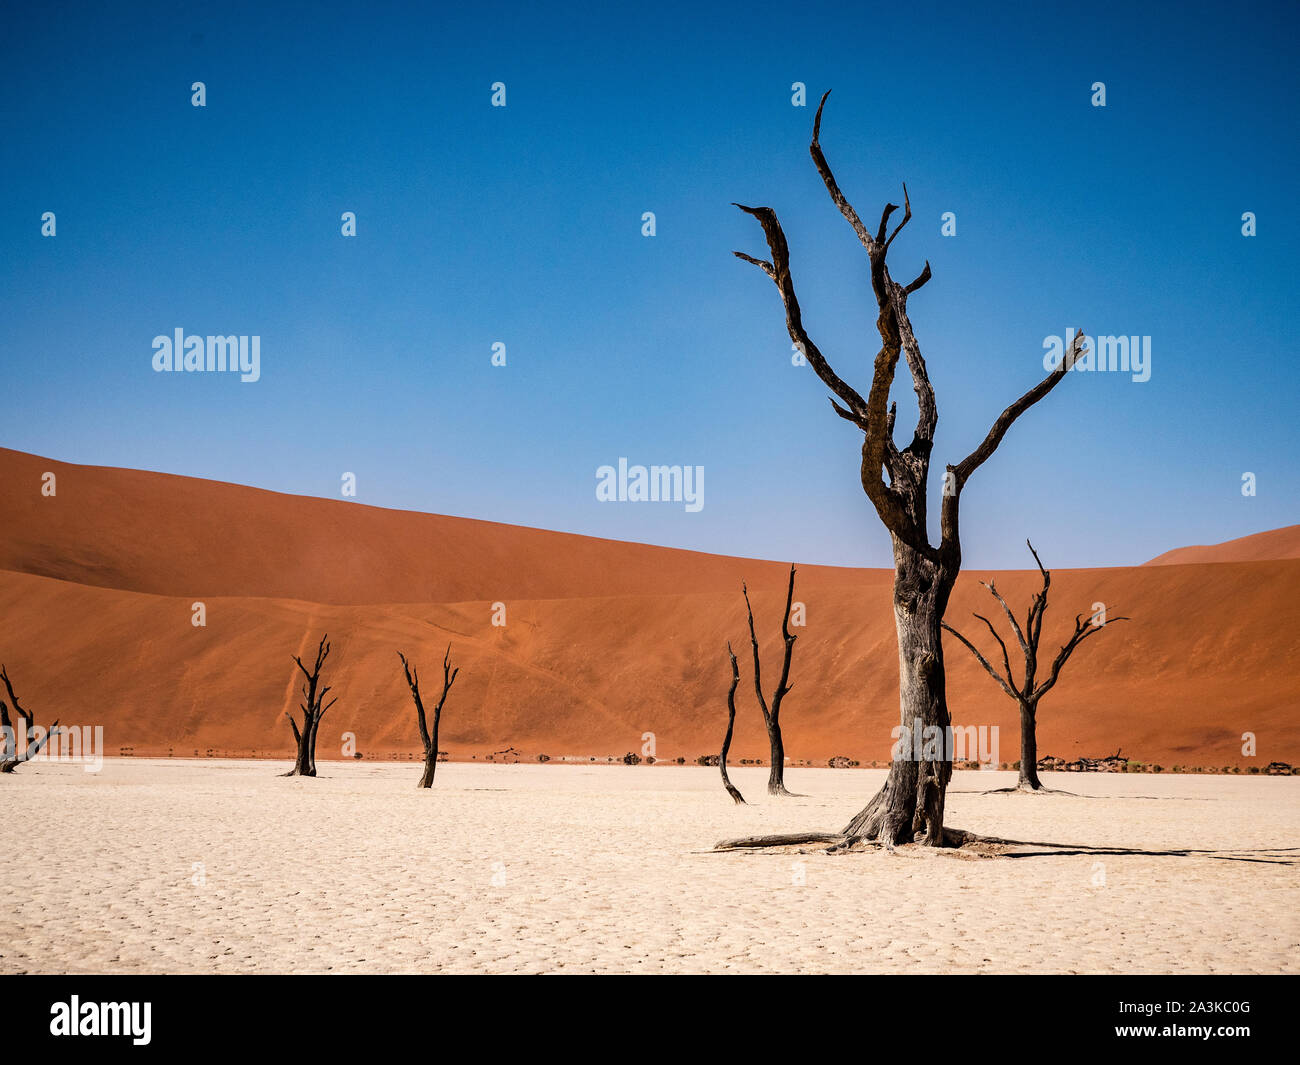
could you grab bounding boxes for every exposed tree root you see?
[714,826,983,853]
[714,832,850,851]
[712,828,1300,865]
[983,783,1079,796]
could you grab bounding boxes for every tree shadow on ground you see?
[950,786,1220,801]
[989,839,1299,865]
[712,832,1300,865]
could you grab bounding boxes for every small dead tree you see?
[943,541,1129,791]
[399,645,458,788]
[720,642,746,804]
[727,90,1090,847]
[283,634,336,778]
[0,665,59,774]
[741,564,798,796]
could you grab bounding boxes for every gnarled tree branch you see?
[720,642,746,804]
[944,542,1129,789]
[399,645,459,788]
[739,565,800,796]
[0,665,59,773]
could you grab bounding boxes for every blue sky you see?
[2,0,1296,568]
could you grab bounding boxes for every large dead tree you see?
[741,565,798,796]
[943,540,1129,791]
[399,645,458,788]
[728,91,1088,846]
[282,634,336,778]
[720,642,746,804]
[0,665,59,774]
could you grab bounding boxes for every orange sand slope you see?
[1145,525,1300,565]
[0,447,1296,767]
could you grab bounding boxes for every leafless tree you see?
[0,665,59,774]
[282,634,336,778]
[741,565,798,796]
[399,645,458,788]
[943,540,1129,791]
[725,91,1089,847]
[720,642,746,804]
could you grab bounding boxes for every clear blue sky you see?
[3,0,1296,568]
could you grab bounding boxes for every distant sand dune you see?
[1145,525,1300,565]
[0,447,1297,767]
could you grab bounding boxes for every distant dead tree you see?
[943,541,1129,792]
[282,634,336,778]
[399,645,458,788]
[0,665,59,774]
[719,642,746,804]
[741,564,798,796]
[723,90,1090,849]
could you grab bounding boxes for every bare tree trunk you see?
[728,91,1088,848]
[282,635,336,778]
[741,565,798,797]
[1019,701,1041,790]
[766,725,786,795]
[418,750,438,789]
[400,646,458,789]
[843,544,955,844]
[720,643,745,804]
[419,668,445,788]
[292,722,316,777]
[286,711,317,777]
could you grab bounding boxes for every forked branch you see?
[944,542,1129,704]
[399,645,459,788]
[282,633,335,778]
[940,335,1088,562]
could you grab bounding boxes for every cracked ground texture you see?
[2,760,1296,974]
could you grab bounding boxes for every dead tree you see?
[399,645,458,788]
[728,91,1089,846]
[283,634,336,778]
[741,565,798,796]
[943,540,1129,791]
[720,642,746,804]
[0,665,59,774]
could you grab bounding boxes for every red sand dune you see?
[1144,525,1300,566]
[0,447,1296,769]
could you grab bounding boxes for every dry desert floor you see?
[1,759,1296,974]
